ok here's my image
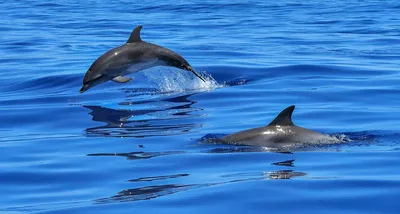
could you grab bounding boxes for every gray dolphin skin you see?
[80,25,205,93]
[222,105,340,148]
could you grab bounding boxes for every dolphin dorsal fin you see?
[127,25,143,43]
[267,105,296,126]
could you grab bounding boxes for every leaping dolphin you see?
[222,105,342,148]
[80,25,205,93]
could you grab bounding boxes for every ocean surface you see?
[1,0,400,213]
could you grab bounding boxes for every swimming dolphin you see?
[80,25,205,93]
[222,105,341,148]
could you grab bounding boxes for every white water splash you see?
[141,67,222,93]
[330,133,352,142]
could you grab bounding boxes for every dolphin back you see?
[221,105,341,148]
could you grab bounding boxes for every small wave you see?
[0,74,80,95]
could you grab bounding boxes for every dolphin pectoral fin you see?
[112,76,133,83]
[126,25,143,43]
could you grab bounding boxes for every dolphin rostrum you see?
[80,25,205,93]
[222,105,341,148]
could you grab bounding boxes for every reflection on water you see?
[96,184,202,203]
[272,159,295,167]
[267,170,307,179]
[87,151,184,160]
[84,93,203,138]
[129,174,190,182]
[84,105,145,126]
[96,169,306,203]
[92,154,306,204]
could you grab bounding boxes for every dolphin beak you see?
[80,84,89,93]
[184,66,206,82]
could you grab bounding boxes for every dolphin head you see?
[80,63,109,93]
[80,48,121,93]
[80,70,94,93]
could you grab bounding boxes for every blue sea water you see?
[1,0,400,213]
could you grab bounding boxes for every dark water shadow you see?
[84,93,203,138]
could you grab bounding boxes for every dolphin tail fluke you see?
[186,66,206,82]
[191,70,206,82]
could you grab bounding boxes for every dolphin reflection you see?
[92,157,306,204]
[87,151,184,160]
[83,93,202,138]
